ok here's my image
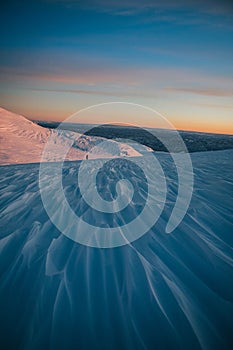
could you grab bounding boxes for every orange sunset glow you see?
[0,0,232,134]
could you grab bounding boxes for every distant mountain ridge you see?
[36,120,233,153]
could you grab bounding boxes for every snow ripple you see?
[0,150,233,350]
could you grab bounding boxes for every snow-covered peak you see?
[0,107,142,165]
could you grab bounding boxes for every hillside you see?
[0,107,141,165]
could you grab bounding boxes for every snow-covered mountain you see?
[0,107,141,165]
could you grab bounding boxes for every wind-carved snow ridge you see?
[0,107,142,165]
[0,150,233,349]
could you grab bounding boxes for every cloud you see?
[30,87,152,98]
[0,66,141,85]
[194,103,233,109]
[164,86,233,97]
[45,0,233,32]
[47,0,233,17]
[1,59,232,97]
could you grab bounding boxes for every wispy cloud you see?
[30,87,152,98]
[48,0,233,18]
[194,103,233,109]
[164,86,233,97]
[2,61,232,88]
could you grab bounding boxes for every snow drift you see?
[0,149,232,350]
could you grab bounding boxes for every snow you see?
[0,147,233,349]
[0,107,142,165]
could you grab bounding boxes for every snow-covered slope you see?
[0,107,141,164]
[0,149,232,350]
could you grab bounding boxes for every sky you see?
[0,0,233,133]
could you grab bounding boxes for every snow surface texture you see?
[0,107,141,165]
[0,149,233,350]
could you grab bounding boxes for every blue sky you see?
[0,0,232,132]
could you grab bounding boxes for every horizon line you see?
[32,118,233,136]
